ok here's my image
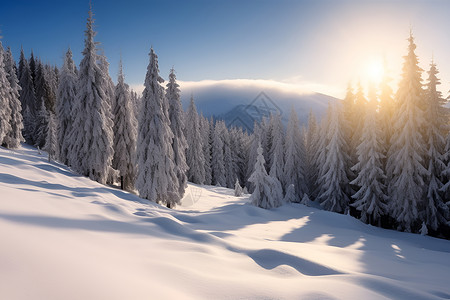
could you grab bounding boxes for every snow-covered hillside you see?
[1,145,450,300]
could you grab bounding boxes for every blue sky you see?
[1,0,450,98]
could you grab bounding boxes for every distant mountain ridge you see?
[179,80,338,131]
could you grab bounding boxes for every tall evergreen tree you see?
[98,52,115,127]
[211,120,226,186]
[18,46,25,80]
[351,84,388,225]
[350,82,367,155]
[0,43,12,144]
[378,58,395,155]
[33,62,51,146]
[442,131,450,201]
[342,83,355,154]
[305,110,319,197]
[34,100,48,148]
[3,47,24,148]
[112,59,137,191]
[28,50,37,86]
[317,104,352,213]
[166,68,188,196]
[185,95,206,184]
[246,121,262,191]
[386,33,427,232]
[261,116,273,172]
[421,59,449,230]
[44,63,58,113]
[231,127,248,185]
[223,125,237,188]
[67,7,114,184]
[18,48,37,144]
[282,108,306,201]
[57,48,77,164]
[44,111,57,162]
[312,106,332,201]
[136,47,179,207]
[268,114,285,188]
[200,114,212,185]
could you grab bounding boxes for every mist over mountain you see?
[175,79,338,130]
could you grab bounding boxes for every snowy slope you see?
[1,145,450,300]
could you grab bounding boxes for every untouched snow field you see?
[1,145,450,300]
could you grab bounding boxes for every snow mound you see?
[1,144,449,300]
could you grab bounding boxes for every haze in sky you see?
[1,0,449,98]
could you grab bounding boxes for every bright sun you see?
[366,59,384,84]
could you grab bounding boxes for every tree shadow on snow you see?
[279,204,450,294]
[0,212,169,239]
[0,172,148,207]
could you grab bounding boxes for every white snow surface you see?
[1,144,450,300]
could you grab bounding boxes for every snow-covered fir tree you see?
[311,105,332,201]
[421,59,449,231]
[44,111,57,162]
[34,61,52,113]
[283,184,297,203]
[57,48,77,164]
[98,50,116,113]
[386,33,427,232]
[28,51,37,86]
[131,90,141,119]
[442,131,450,201]
[304,110,319,197]
[341,83,355,155]
[342,83,355,125]
[351,84,388,225]
[354,82,367,132]
[3,47,24,148]
[0,43,12,144]
[282,108,306,201]
[67,7,114,184]
[34,100,48,148]
[33,62,52,147]
[112,59,137,191]
[50,65,60,97]
[230,127,248,185]
[22,106,34,145]
[316,103,352,213]
[211,120,226,186]
[234,179,243,197]
[136,47,180,207]
[200,114,212,185]
[261,116,273,172]
[349,82,367,162]
[98,52,115,128]
[18,48,37,144]
[268,114,285,189]
[17,46,25,80]
[420,222,428,236]
[44,63,57,113]
[378,58,395,155]
[223,126,238,188]
[166,68,188,197]
[246,121,262,192]
[185,95,206,184]
[248,143,283,209]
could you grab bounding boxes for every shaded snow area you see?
[1,145,450,300]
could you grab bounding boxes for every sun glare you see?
[366,59,384,84]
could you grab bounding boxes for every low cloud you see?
[129,78,340,124]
